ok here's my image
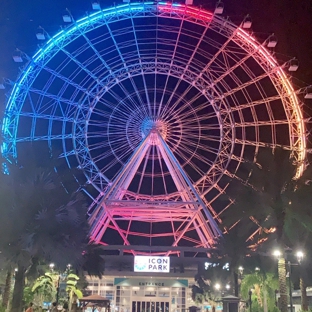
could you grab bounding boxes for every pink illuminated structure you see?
[2,2,307,256]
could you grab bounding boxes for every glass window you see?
[106,291,114,300]
[156,302,160,312]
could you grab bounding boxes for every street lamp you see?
[49,263,72,306]
[296,251,304,263]
[238,266,244,275]
[215,283,221,290]
[236,266,244,297]
[214,283,230,294]
[273,250,281,258]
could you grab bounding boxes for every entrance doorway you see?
[131,300,170,312]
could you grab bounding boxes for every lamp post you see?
[274,289,279,307]
[49,263,60,305]
[214,283,231,291]
[287,260,293,312]
[238,266,244,275]
[49,263,72,306]
[215,283,221,296]
[248,289,252,312]
[273,249,304,312]
[236,266,244,297]
[214,283,230,299]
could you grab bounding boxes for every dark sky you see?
[0,0,312,108]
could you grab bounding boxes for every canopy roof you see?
[80,294,110,302]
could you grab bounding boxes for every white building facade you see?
[86,275,195,312]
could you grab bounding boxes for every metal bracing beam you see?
[89,128,222,249]
[156,132,222,237]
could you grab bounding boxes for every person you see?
[51,302,58,312]
[26,303,34,312]
[63,302,69,312]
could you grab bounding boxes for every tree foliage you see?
[0,145,90,312]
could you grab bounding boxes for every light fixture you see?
[273,250,281,258]
[215,283,221,290]
[49,263,55,270]
[296,251,304,262]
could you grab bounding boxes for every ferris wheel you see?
[2,1,307,255]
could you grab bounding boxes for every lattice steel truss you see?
[2,2,306,255]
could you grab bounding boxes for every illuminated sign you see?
[114,278,188,287]
[134,256,170,273]
[204,262,229,271]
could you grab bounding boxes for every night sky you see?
[0,0,311,123]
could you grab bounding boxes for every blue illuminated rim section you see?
[2,1,179,156]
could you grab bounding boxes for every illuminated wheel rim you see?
[2,2,306,230]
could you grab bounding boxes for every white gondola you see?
[92,2,101,10]
[13,55,23,63]
[63,15,72,23]
[242,16,252,29]
[288,59,299,72]
[0,83,5,90]
[185,0,193,4]
[36,33,45,40]
[214,2,224,14]
[267,35,277,48]
[304,87,312,99]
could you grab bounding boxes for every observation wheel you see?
[2,2,306,255]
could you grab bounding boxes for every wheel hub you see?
[141,118,168,145]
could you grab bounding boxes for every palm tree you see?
[220,147,312,312]
[217,231,250,297]
[0,148,90,312]
[259,152,312,312]
[219,169,269,297]
[1,269,13,310]
[299,273,308,311]
[81,244,106,278]
[241,272,279,312]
